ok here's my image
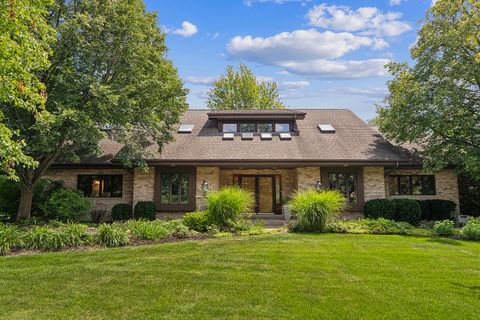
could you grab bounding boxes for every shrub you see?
[433,220,455,236]
[391,199,422,224]
[42,188,91,222]
[129,219,191,240]
[0,223,22,255]
[289,189,346,232]
[111,204,133,221]
[364,199,396,220]
[164,219,191,238]
[462,218,480,241]
[62,223,90,246]
[94,223,129,247]
[0,176,21,221]
[183,211,211,232]
[327,218,412,235]
[134,201,156,221]
[22,226,67,251]
[418,200,456,221]
[206,187,254,229]
[32,179,64,217]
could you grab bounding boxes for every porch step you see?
[252,214,288,228]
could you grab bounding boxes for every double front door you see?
[234,175,281,214]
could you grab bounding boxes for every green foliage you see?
[42,188,91,222]
[327,218,413,235]
[31,179,64,217]
[134,201,156,221]
[364,199,396,220]
[0,223,22,255]
[418,200,456,220]
[94,223,129,247]
[375,0,480,178]
[289,189,346,232]
[62,223,90,246]
[206,186,254,230]
[207,64,286,110]
[391,199,422,224]
[433,220,455,236]
[0,0,55,178]
[459,174,480,217]
[111,204,133,221]
[462,217,480,241]
[183,211,211,232]
[128,219,190,241]
[22,226,66,251]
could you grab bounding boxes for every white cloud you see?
[281,86,388,100]
[306,4,411,37]
[227,29,378,64]
[244,0,311,6]
[389,0,402,6]
[185,76,216,85]
[172,21,198,37]
[278,81,310,89]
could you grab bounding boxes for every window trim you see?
[154,167,196,212]
[389,175,436,196]
[77,174,123,198]
[321,167,364,212]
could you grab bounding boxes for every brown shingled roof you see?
[74,109,420,165]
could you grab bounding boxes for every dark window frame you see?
[219,121,293,133]
[154,167,196,212]
[389,175,436,195]
[159,172,190,205]
[321,167,364,212]
[77,175,123,198]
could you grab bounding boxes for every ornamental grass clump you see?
[94,223,129,247]
[289,189,346,232]
[22,226,67,251]
[0,223,22,255]
[62,223,90,246]
[206,187,254,230]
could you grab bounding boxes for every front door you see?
[235,175,281,214]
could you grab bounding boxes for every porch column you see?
[195,167,220,210]
[296,167,321,191]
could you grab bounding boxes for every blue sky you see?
[144,0,434,120]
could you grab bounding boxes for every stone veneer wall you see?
[295,167,321,191]
[363,167,386,202]
[43,168,134,214]
[385,169,460,211]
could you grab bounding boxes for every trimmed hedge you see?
[364,198,422,224]
[111,204,133,221]
[134,201,156,221]
[417,200,456,221]
[364,199,396,220]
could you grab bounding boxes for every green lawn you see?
[1,234,479,320]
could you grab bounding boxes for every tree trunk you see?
[16,184,34,221]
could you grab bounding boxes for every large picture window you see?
[77,175,123,198]
[160,173,190,204]
[389,175,436,195]
[328,172,358,204]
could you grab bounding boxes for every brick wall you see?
[295,167,321,191]
[363,167,386,202]
[132,168,155,205]
[385,169,460,211]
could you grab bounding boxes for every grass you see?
[0,233,479,319]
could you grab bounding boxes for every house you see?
[44,109,460,219]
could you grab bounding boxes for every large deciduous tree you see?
[207,64,286,110]
[376,0,480,177]
[0,0,55,179]
[4,0,187,219]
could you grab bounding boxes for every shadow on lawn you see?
[426,237,463,246]
[451,282,480,291]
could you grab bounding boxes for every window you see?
[389,175,436,195]
[328,172,357,203]
[258,123,273,132]
[239,123,255,132]
[78,175,122,198]
[222,123,237,133]
[275,123,290,132]
[160,173,190,204]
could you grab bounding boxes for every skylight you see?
[318,124,336,133]
[279,132,292,140]
[261,133,272,140]
[242,132,254,140]
[178,124,194,133]
[222,133,234,140]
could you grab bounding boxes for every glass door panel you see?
[258,176,274,213]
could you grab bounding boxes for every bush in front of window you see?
[391,199,422,225]
[433,220,455,236]
[111,204,133,221]
[363,199,396,220]
[417,200,456,221]
[134,201,156,221]
[183,211,212,232]
[289,189,346,233]
[206,187,254,230]
[42,189,92,222]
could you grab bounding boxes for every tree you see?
[4,0,187,219]
[0,0,55,179]
[207,64,286,110]
[375,0,480,178]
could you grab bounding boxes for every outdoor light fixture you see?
[315,179,322,191]
[201,180,209,196]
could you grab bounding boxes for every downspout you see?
[384,161,399,177]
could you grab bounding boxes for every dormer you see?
[207,110,306,136]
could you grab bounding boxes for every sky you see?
[144,0,435,120]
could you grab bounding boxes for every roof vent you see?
[242,132,254,140]
[222,133,234,140]
[178,124,194,133]
[279,132,292,140]
[318,124,336,133]
[261,133,272,140]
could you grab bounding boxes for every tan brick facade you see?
[385,169,460,211]
[363,167,386,202]
[196,167,220,195]
[132,168,155,205]
[295,167,321,191]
